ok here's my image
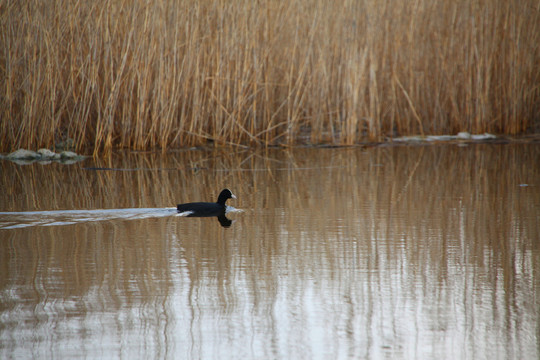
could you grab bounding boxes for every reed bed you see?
[1,0,539,154]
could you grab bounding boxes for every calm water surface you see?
[1,145,539,359]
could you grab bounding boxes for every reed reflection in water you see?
[0,144,539,359]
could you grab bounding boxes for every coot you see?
[177,189,236,217]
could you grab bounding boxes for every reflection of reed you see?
[0,218,175,357]
[1,145,539,357]
[1,145,539,296]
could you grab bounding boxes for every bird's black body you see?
[177,189,236,217]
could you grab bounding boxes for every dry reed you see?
[1,0,539,154]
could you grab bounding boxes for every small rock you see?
[426,135,455,141]
[471,133,497,140]
[59,151,79,159]
[393,136,425,142]
[6,149,40,160]
[37,148,58,159]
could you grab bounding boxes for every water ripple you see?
[0,208,179,229]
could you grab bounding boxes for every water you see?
[1,144,539,359]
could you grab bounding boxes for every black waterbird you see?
[177,188,236,217]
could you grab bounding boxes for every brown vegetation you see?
[1,0,539,154]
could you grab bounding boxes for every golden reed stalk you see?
[1,0,539,154]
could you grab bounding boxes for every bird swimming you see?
[177,189,236,217]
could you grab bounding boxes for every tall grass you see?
[1,0,539,154]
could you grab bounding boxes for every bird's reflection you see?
[217,213,233,227]
[178,210,235,228]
